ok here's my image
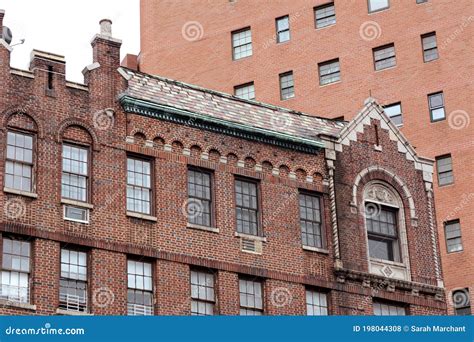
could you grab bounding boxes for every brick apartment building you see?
[136,0,474,314]
[0,9,447,316]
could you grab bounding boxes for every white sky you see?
[1,0,140,82]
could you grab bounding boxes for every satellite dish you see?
[1,26,13,44]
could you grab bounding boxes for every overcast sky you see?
[2,0,140,82]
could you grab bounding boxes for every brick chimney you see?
[0,9,5,29]
[0,9,11,70]
[91,19,122,69]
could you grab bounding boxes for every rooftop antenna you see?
[1,25,12,44]
[10,38,25,47]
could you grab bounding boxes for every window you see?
[235,179,260,236]
[373,44,396,70]
[279,71,295,100]
[60,249,87,312]
[232,28,252,60]
[453,289,471,315]
[416,0,428,3]
[428,92,446,121]
[436,154,453,186]
[0,238,30,303]
[127,260,153,315]
[368,0,390,13]
[239,278,263,315]
[373,301,406,315]
[5,131,34,192]
[444,220,463,253]
[234,82,255,100]
[315,3,336,28]
[422,32,438,62]
[306,289,328,315]
[276,16,290,43]
[187,168,212,227]
[62,144,89,202]
[318,59,340,85]
[127,157,152,215]
[383,103,403,126]
[299,193,323,249]
[190,270,215,315]
[366,205,400,262]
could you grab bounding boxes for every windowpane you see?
[319,59,340,85]
[374,301,406,316]
[62,145,88,202]
[187,169,212,226]
[429,92,445,121]
[306,290,329,315]
[190,270,215,315]
[127,260,153,315]
[235,180,259,236]
[315,3,336,28]
[232,29,252,59]
[5,131,34,192]
[234,83,255,100]
[279,72,295,100]
[239,279,263,315]
[383,103,403,126]
[276,16,290,43]
[366,205,399,262]
[445,220,463,253]
[300,193,323,248]
[1,238,30,304]
[368,0,390,12]
[127,158,152,214]
[436,155,453,186]
[453,289,471,315]
[373,44,396,70]
[422,33,438,62]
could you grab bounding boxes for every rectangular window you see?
[62,144,89,202]
[428,92,446,121]
[299,193,323,249]
[279,71,295,100]
[319,59,340,85]
[127,260,153,315]
[416,0,428,4]
[0,238,31,303]
[235,179,260,236]
[276,16,290,43]
[232,28,252,60]
[453,289,471,315]
[383,102,403,126]
[127,157,152,215]
[366,205,400,262]
[373,44,396,70]
[436,154,453,186]
[60,249,87,312]
[187,169,212,227]
[444,220,463,253]
[190,270,215,315]
[368,0,390,13]
[315,3,336,28]
[5,131,34,192]
[373,301,406,315]
[239,278,263,315]
[422,32,438,62]
[306,289,328,315]
[234,82,255,100]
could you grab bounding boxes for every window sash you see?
[373,301,406,315]
[280,72,295,99]
[445,221,463,253]
[315,3,336,28]
[232,29,252,59]
[374,45,396,70]
[1,270,29,303]
[126,158,152,214]
[299,194,323,248]
[239,279,263,314]
[190,270,215,316]
[276,16,290,43]
[187,169,212,227]
[422,34,438,62]
[59,278,87,312]
[62,144,89,202]
[319,60,340,85]
[234,83,255,100]
[436,156,453,185]
[6,131,34,192]
[429,93,445,121]
[306,290,328,315]
[383,103,403,126]
[235,179,260,236]
[368,0,390,13]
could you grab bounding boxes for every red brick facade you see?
[0,10,445,316]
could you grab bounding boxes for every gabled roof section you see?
[118,67,345,154]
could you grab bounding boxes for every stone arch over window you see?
[2,109,44,138]
[362,181,411,281]
[57,119,100,151]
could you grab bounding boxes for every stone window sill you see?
[4,187,38,199]
[61,198,94,209]
[0,299,36,311]
[126,211,157,222]
[187,223,219,233]
[234,232,267,242]
[302,245,329,254]
[56,308,93,316]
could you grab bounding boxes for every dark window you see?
[373,44,396,70]
[191,270,215,315]
[368,0,390,13]
[416,0,428,3]
[62,144,89,202]
[428,92,446,121]
[319,59,340,85]
[445,220,463,253]
[453,289,471,315]
[232,28,252,60]
[5,131,34,192]
[59,249,87,312]
[276,16,290,43]
[366,205,400,262]
[127,260,153,315]
[422,32,438,62]
[0,238,31,303]
[279,71,295,100]
[234,82,255,100]
[235,179,260,236]
[239,278,263,315]
[127,157,152,215]
[383,103,403,126]
[373,301,406,315]
[299,193,323,248]
[315,3,336,28]
[306,289,328,315]
[187,168,212,227]
[436,154,453,186]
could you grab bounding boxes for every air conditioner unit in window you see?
[240,237,262,255]
[63,205,89,224]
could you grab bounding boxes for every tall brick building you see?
[137,0,474,314]
[0,9,446,316]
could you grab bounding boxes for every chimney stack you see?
[0,9,5,30]
[99,19,112,37]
